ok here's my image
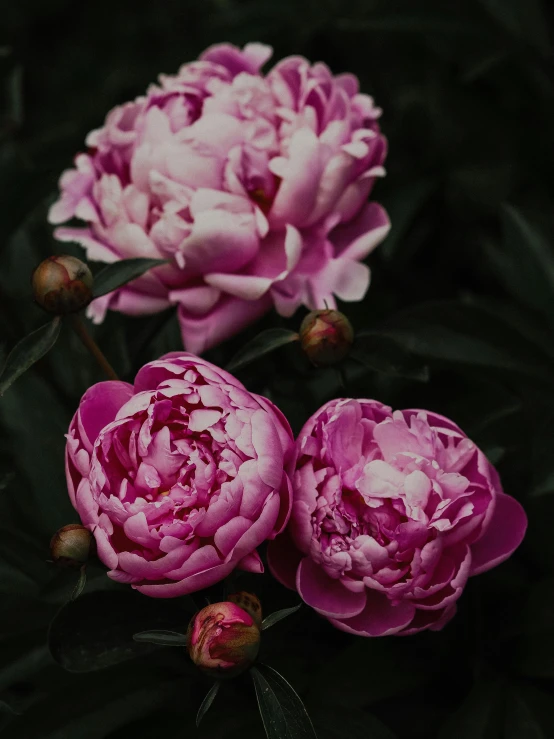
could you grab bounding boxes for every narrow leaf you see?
[92,258,168,298]
[262,604,302,631]
[196,681,221,727]
[71,565,87,601]
[227,329,299,372]
[251,663,317,739]
[133,630,188,647]
[351,335,430,382]
[0,317,61,396]
[48,590,190,672]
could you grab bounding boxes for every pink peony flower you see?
[268,399,527,636]
[65,352,294,596]
[49,43,390,354]
[187,600,261,678]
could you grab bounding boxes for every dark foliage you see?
[1,1,553,736]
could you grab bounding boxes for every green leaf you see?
[261,605,302,631]
[477,0,550,54]
[196,681,220,727]
[504,684,554,739]
[517,577,554,678]
[70,566,87,601]
[351,334,430,382]
[251,663,317,739]
[92,258,167,298]
[314,707,397,739]
[379,178,436,263]
[438,677,504,739]
[48,590,192,672]
[0,666,191,739]
[0,317,61,396]
[227,329,299,372]
[312,635,441,708]
[375,300,554,384]
[484,206,554,323]
[133,630,188,647]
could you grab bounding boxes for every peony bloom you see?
[65,352,294,596]
[49,43,390,354]
[187,600,261,678]
[268,399,527,636]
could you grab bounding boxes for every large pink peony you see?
[49,43,390,354]
[268,399,527,636]
[65,352,294,596]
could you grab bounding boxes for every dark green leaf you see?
[517,577,554,678]
[227,329,299,372]
[92,258,167,298]
[379,178,436,263]
[48,590,192,672]
[251,664,317,739]
[351,335,430,382]
[438,677,503,739]
[337,14,484,35]
[0,699,19,717]
[314,707,397,739]
[0,318,61,396]
[313,635,441,708]
[70,566,87,601]
[0,666,191,739]
[376,300,554,384]
[261,605,302,631]
[477,0,550,54]
[484,206,554,322]
[196,681,221,727]
[504,684,554,739]
[133,630,188,647]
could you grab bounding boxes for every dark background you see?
[1,1,554,737]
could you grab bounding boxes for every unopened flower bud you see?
[300,309,354,366]
[50,524,94,568]
[32,255,93,314]
[187,600,261,678]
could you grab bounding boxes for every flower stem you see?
[69,314,119,381]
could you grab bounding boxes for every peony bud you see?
[299,309,354,366]
[187,600,261,678]
[32,255,93,314]
[50,524,94,568]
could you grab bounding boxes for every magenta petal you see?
[296,557,366,618]
[77,381,134,451]
[136,559,237,597]
[237,550,264,574]
[470,492,527,576]
[330,589,416,636]
[177,294,271,355]
[230,492,281,562]
[267,528,303,590]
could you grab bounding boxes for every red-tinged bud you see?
[300,309,354,366]
[32,255,93,314]
[50,524,94,568]
[187,599,261,679]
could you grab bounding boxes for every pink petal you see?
[330,589,416,636]
[331,202,390,260]
[237,550,264,574]
[296,557,366,618]
[269,129,326,227]
[267,528,302,590]
[177,294,271,354]
[77,381,135,452]
[470,492,527,576]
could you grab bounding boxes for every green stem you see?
[70,315,119,381]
